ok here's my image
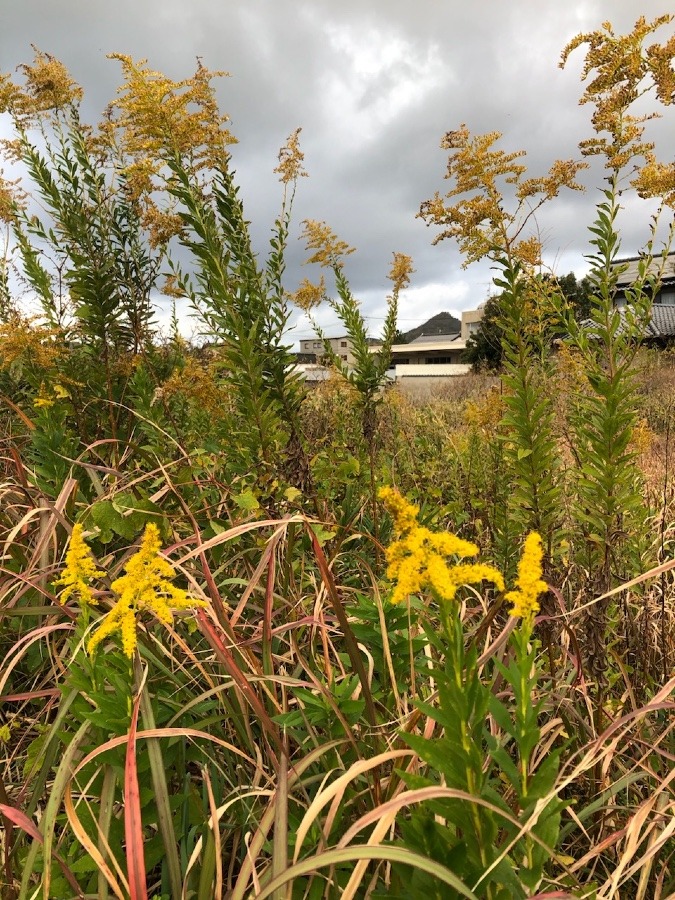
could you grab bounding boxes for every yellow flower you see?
[33,396,55,409]
[379,487,504,604]
[274,127,307,184]
[301,219,355,268]
[505,532,548,620]
[387,253,414,293]
[55,524,105,606]
[377,486,421,535]
[87,523,206,657]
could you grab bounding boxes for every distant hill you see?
[402,311,461,343]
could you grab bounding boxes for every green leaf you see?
[232,489,260,512]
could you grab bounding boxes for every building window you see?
[341,354,348,361]
[340,341,347,347]
[313,341,321,348]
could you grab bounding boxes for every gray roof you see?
[579,303,675,340]
[614,252,675,287]
[408,332,461,345]
[646,304,675,338]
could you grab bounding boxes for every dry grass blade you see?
[63,789,128,900]
[292,749,414,864]
[255,845,480,899]
[309,526,378,727]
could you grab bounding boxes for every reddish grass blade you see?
[0,803,83,897]
[124,692,148,900]
[195,609,283,761]
[308,526,377,727]
[0,393,35,430]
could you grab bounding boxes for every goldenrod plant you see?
[295,226,411,533]
[110,56,312,503]
[558,16,675,688]
[379,488,563,899]
[419,124,585,568]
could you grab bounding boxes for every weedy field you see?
[2,14,675,900]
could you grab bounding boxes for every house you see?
[295,307,486,391]
[614,251,675,308]
[460,306,485,341]
[387,332,471,392]
[606,251,675,344]
[297,335,381,366]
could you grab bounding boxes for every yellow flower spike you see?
[505,532,548,620]
[378,486,421,535]
[87,523,207,658]
[55,524,105,606]
[379,487,505,604]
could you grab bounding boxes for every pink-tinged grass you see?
[124,690,148,900]
[0,803,83,898]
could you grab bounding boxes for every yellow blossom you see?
[274,127,307,184]
[0,50,83,123]
[289,276,326,311]
[88,523,206,658]
[379,487,504,604]
[0,317,65,373]
[301,219,355,268]
[33,396,55,409]
[418,124,586,266]
[505,532,548,620]
[108,55,235,171]
[55,524,105,606]
[560,16,674,177]
[388,253,414,293]
[378,486,420,535]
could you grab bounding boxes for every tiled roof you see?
[579,304,675,340]
[614,252,675,287]
[646,304,675,338]
[408,332,461,345]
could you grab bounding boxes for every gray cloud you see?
[2,0,673,342]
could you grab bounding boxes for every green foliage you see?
[396,614,565,899]
[465,272,593,372]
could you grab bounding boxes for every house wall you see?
[461,308,483,341]
[300,336,355,365]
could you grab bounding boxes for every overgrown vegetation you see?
[1,15,675,899]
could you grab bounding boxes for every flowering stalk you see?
[381,488,560,895]
[378,486,504,605]
[55,523,105,607]
[88,523,206,657]
[56,522,206,658]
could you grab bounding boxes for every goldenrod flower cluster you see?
[55,524,105,606]
[387,253,414,294]
[301,219,355,268]
[417,123,585,267]
[274,127,307,185]
[505,532,548,620]
[109,54,235,172]
[289,276,326,311]
[561,15,674,186]
[56,523,205,658]
[0,50,83,123]
[87,523,206,658]
[378,487,505,604]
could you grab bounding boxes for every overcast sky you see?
[2,1,673,342]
